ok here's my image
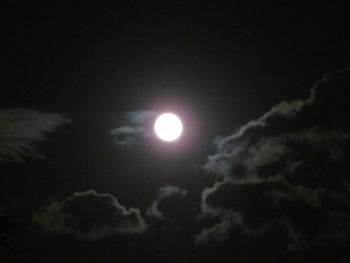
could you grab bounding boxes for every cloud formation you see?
[110,110,158,147]
[33,190,147,240]
[0,108,72,162]
[197,68,350,250]
[146,186,187,220]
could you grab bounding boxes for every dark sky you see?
[1,2,350,263]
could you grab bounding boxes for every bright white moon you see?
[154,113,183,142]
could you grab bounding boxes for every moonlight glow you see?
[154,113,183,142]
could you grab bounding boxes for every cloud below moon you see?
[146,185,187,220]
[33,189,147,240]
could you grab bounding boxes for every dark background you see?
[1,2,350,262]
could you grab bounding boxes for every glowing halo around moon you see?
[154,113,183,142]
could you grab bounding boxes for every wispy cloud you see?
[110,110,158,147]
[0,108,72,162]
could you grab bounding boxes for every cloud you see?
[0,108,72,162]
[146,186,187,220]
[197,68,350,250]
[195,210,242,244]
[110,110,158,147]
[33,190,147,240]
[145,185,197,246]
[195,219,232,244]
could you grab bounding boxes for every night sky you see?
[1,2,350,263]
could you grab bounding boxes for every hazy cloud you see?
[0,108,72,162]
[110,110,158,147]
[33,190,147,240]
[197,68,350,250]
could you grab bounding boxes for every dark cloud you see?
[0,108,72,162]
[146,186,187,220]
[195,209,242,245]
[145,185,197,252]
[33,190,147,240]
[197,69,350,250]
[110,110,158,147]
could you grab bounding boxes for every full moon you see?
[154,113,183,142]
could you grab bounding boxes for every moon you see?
[154,113,183,142]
